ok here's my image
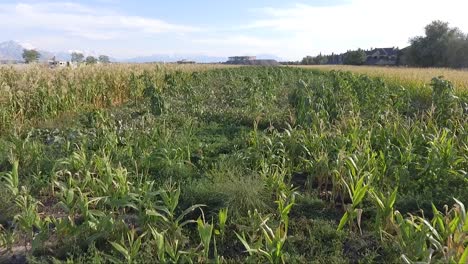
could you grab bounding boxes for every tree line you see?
[22,50,111,65]
[405,20,468,68]
[285,20,468,68]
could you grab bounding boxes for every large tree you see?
[98,55,110,64]
[406,20,468,67]
[85,56,97,64]
[71,52,84,63]
[22,49,40,63]
[301,56,314,65]
[343,49,367,65]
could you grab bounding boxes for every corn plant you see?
[0,225,15,254]
[0,157,19,196]
[13,187,43,250]
[369,188,398,235]
[431,77,461,125]
[216,208,228,238]
[337,157,370,234]
[236,193,295,264]
[395,199,468,263]
[108,229,146,264]
[197,215,214,260]
[148,225,186,263]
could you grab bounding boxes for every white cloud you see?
[241,0,468,59]
[0,2,201,41]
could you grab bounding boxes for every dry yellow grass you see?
[297,65,468,92]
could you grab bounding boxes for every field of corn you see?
[0,64,467,263]
[300,65,468,92]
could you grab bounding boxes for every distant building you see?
[365,48,399,65]
[227,56,256,63]
[177,59,196,64]
[48,57,71,68]
[323,47,400,66]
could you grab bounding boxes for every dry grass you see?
[296,65,468,92]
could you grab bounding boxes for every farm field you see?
[0,65,467,263]
[299,65,468,92]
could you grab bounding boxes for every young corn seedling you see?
[216,208,228,238]
[395,198,468,263]
[108,229,146,264]
[197,214,214,261]
[369,188,398,235]
[0,157,19,196]
[236,193,295,264]
[0,225,16,254]
[337,157,370,234]
[13,187,43,251]
[148,224,190,263]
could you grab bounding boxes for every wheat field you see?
[297,65,468,91]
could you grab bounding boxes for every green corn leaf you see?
[337,212,349,231]
[459,246,468,264]
[176,204,205,223]
[110,241,129,260]
[235,232,253,254]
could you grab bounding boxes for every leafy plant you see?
[108,229,146,263]
[236,193,296,264]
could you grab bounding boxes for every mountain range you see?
[0,41,71,62]
[0,40,282,63]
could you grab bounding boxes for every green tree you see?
[313,53,328,65]
[406,20,467,67]
[85,56,98,64]
[98,55,110,64]
[343,49,367,65]
[71,52,84,63]
[301,56,314,65]
[22,49,40,64]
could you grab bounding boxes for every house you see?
[48,57,70,68]
[365,47,399,65]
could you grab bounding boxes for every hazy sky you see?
[2,0,468,60]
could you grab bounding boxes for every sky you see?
[1,0,468,60]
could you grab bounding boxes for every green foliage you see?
[431,77,462,124]
[337,157,370,234]
[85,56,98,65]
[22,49,40,63]
[407,20,468,68]
[98,55,111,64]
[108,229,146,263]
[1,157,19,196]
[71,52,84,63]
[394,199,468,263]
[343,49,367,65]
[236,192,296,264]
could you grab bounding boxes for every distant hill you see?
[123,54,227,63]
[124,54,283,63]
[0,40,24,61]
[0,40,283,63]
[0,40,71,62]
